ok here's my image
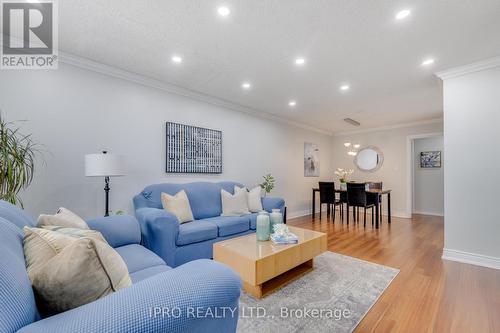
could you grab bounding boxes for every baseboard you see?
[287,208,328,219]
[442,248,500,270]
[413,210,444,217]
[287,209,312,219]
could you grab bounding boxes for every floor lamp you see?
[85,151,125,216]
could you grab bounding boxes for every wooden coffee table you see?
[213,226,327,298]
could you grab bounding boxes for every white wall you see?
[0,62,332,219]
[440,63,500,267]
[332,121,443,218]
[413,136,444,216]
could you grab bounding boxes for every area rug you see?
[237,251,399,333]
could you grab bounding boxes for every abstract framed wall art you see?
[420,151,441,168]
[166,122,222,173]
[304,142,320,177]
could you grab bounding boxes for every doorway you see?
[406,133,444,217]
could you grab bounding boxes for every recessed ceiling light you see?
[288,100,297,107]
[340,85,350,91]
[295,57,306,66]
[421,58,435,66]
[217,6,231,17]
[395,9,411,20]
[241,82,251,90]
[171,55,182,64]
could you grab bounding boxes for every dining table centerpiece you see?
[334,168,353,190]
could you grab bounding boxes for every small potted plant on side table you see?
[259,174,275,197]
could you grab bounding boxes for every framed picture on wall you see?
[166,122,222,173]
[304,142,320,177]
[420,151,441,168]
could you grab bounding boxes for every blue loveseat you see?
[0,200,241,333]
[133,181,286,267]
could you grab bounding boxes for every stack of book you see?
[270,232,299,244]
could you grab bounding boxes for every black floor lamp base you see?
[104,176,110,217]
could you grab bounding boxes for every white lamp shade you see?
[85,153,126,177]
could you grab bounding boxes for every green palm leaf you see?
[0,116,40,207]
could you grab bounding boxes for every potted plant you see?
[0,116,40,207]
[259,174,275,197]
[334,168,353,190]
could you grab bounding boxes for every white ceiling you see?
[57,0,500,133]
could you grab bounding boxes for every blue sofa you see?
[133,181,286,267]
[0,200,241,333]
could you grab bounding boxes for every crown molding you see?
[333,118,443,137]
[57,52,333,136]
[435,56,500,80]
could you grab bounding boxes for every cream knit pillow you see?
[37,207,89,229]
[235,186,263,213]
[23,227,106,276]
[221,188,250,216]
[23,227,131,315]
[161,190,194,223]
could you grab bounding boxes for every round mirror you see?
[354,146,384,172]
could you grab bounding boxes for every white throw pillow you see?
[235,186,263,213]
[221,188,250,216]
[37,207,89,229]
[161,190,194,223]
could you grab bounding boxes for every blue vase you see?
[269,209,283,234]
[256,211,270,241]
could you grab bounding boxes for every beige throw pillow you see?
[221,188,250,216]
[235,186,263,213]
[37,207,89,229]
[23,227,131,315]
[161,190,194,223]
[23,227,106,276]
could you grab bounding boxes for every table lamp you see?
[85,151,125,216]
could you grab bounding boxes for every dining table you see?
[311,187,391,229]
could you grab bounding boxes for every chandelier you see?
[344,142,360,156]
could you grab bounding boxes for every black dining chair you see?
[346,183,375,227]
[366,182,383,222]
[337,189,347,221]
[318,182,340,222]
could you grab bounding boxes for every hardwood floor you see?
[288,211,500,333]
